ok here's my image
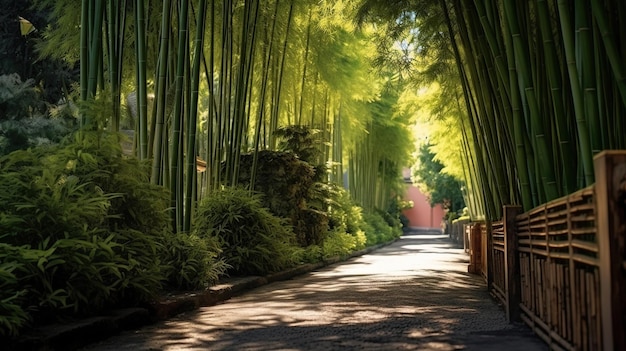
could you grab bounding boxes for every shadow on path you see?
[85,232,547,351]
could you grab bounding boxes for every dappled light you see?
[86,233,544,351]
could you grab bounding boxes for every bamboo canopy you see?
[43,0,626,226]
[355,0,626,219]
[38,0,416,232]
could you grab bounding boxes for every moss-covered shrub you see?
[193,187,300,276]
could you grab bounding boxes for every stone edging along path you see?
[7,240,397,351]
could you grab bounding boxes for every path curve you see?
[85,232,547,351]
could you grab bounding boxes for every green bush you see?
[321,228,366,259]
[193,187,300,276]
[0,131,208,336]
[0,154,107,247]
[387,197,412,229]
[363,211,402,245]
[375,208,402,232]
[288,186,369,262]
[161,233,228,291]
[231,150,328,246]
[327,186,357,233]
[46,132,170,239]
[295,245,323,264]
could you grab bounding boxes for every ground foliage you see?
[0,131,225,337]
[193,187,301,276]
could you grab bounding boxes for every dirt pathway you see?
[85,232,547,350]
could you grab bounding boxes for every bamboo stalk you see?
[135,0,148,157]
[556,0,594,186]
[183,0,208,232]
[168,0,190,232]
[151,0,173,184]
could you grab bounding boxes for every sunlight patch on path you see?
[84,233,545,351]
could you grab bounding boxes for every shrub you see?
[363,211,402,245]
[375,207,402,232]
[47,131,171,239]
[193,187,300,276]
[296,245,323,264]
[0,256,30,337]
[326,187,357,233]
[387,197,412,230]
[161,233,228,291]
[321,228,366,259]
[0,131,194,336]
[230,150,328,246]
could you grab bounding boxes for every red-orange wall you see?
[402,184,445,230]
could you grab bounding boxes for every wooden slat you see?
[570,240,599,253]
[520,304,576,351]
[547,240,598,253]
[518,247,548,256]
[570,228,597,236]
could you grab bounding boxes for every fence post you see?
[469,223,482,274]
[503,205,522,322]
[486,220,493,292]
[594,150,626,351]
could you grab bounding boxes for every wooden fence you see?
[516,187,600,350]
[489,220,506,308]
[467,151,626,350]
[449,217,470,247]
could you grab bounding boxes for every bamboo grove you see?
[359,0,626,220]
[442,0,626,220]
[35,0,416,233]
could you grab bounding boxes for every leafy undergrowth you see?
[0,132,402,339]
[193,187,300,276]
[0,131,225,338]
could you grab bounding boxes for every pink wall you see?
[402,183,445,230]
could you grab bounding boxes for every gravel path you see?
[85,231,547,351]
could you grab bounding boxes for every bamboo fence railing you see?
[465,151,626,350]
